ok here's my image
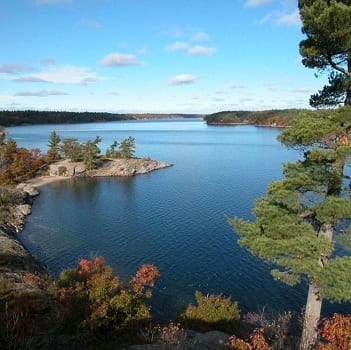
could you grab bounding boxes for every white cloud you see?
[6,102,22,107]
[188,46,216,56]
[229,84,246,89]
[169,74,198,85]
[99,53,142,66]
[256,10,300,26]
[165,42,190,52]
[36,0,70,4]
[263,80,291,91]
[191,31,209,41]
[136,47,147,55]
[292,88,311,93]
[245,0,273,7]
[165,43,216,56]
[245,0,300,27]
[117,41,129,48]
[213,97,225,102]
[276,9,301,26]
[13,65,99,85]
[14,76,48,83]
[79,18,101,29]
[162,28,185,38]
[214,90,227,95]
[41,57,58,65]
[0,63,35,74]
[15,89,68,97]
[255,13,273,25]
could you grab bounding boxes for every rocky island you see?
[49,157,172,178]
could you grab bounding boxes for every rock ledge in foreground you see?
[0,185,50,301]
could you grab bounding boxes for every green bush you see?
[179,291,240,333]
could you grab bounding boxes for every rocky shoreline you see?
[0,157,172,300]
[0,159,232,349]
[0,157,174,348]
[0,184,50,303]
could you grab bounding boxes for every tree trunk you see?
[345,51,351,106]
[300,222,333,349]
[299,281,322,350]
[346,83,351,106]
[327,153,346,196]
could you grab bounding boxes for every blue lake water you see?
[7,119,348,321]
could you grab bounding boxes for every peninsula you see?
[25,157,172,188]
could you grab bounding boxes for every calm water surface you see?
[7,119,348,321]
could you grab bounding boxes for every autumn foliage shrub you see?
[227,328,272,350]
[56,257,160,337]
[0,138,45,184]
[318,313,351,350]
[241,310,294,350]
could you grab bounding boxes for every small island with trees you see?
[0,128,172,186]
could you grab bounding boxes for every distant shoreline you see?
[207,122,286,128]
[0,110,204,127]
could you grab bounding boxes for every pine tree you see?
[47,130,61,162]
[119,136,135,159]
[0,126,5,146]
[60,138,83,163]
[105,140,119,158]
[228,107,351,349]
[299,0,351,107]
[83,136,101,170]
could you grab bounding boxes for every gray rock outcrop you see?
[16,183,40,197]
[49,158,172,178]
[2,185,38,232]
[0,185,50,303]
[49,159,86,177]
[0,224,48,276]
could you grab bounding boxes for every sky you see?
[0,0,327,114]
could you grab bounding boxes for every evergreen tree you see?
[47,130,61,162]
[299,0,351,107]
[119,136,135,159]
[60,138,83,163]
[0,126,6,170]
[83,136,101,170]
[0,126,5,146]
[228,107,351,349]
[105,140,119,158]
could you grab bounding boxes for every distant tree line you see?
[0,111,132,126]
[0,111,202,127]
[204,109,304,127]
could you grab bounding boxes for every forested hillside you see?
[0,110,201,126]
[204,109,304,127]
